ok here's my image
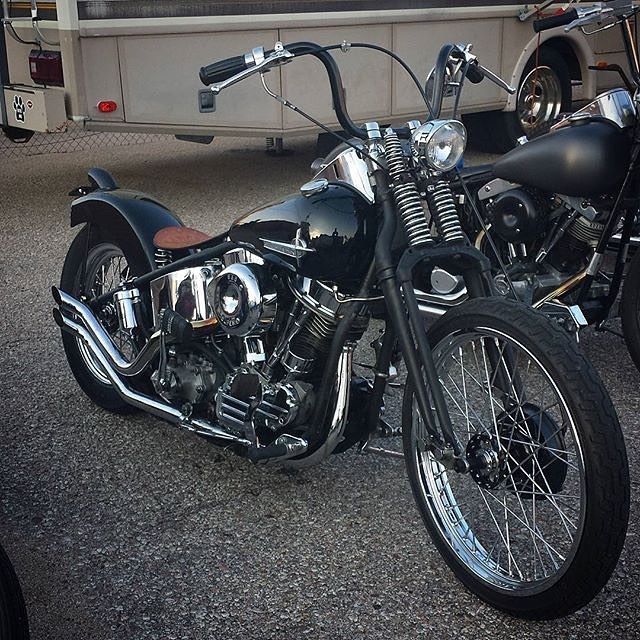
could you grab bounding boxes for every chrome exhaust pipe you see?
[52,306,249,446]
[52,287,159,377]
[285,345,353,468]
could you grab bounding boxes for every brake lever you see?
[564,6,613,31]
[451,44,516,95]
[477,64,517,95]
[210,42,295,95]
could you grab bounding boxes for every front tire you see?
[403,298,629,618]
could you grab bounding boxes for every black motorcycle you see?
[53,40,629,619]
[426,2,640,372]
[0,544,29,639]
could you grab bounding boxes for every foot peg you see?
[247,435,308,464]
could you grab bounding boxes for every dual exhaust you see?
[51,287,251,448]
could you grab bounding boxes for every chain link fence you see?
[0,122,167,159]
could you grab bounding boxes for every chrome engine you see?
[145,248,367,450]
[478,184,611,303]
[151,348,222,405]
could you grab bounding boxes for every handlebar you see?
[199,55,248,85]
[200,41,516,139]
[200,42,369,140]
[533,8,579,33]
[428,43,516,118]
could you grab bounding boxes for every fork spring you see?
[427,180,466,244]
[384,130,434,248]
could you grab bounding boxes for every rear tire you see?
[403,298,629,618]
[60,226,150,413]
[465,48,571,153]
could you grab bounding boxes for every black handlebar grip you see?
[466,63,485,85]
[533,8,579,33]
[199,54,248,85]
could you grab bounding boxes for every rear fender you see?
[70,186,184,271]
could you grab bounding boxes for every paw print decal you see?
[13,95,26,123]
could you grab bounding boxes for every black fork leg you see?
[372,169,462,461]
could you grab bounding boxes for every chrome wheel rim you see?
[412,327,586,593]
[76,246,135,385]
[517,66,563,134]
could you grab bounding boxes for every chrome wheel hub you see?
[517,66,563,134]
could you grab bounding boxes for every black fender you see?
[70,171,183,271]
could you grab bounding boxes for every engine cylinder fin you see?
[384,130,434,248]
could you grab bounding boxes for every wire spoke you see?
[413,327,585,591]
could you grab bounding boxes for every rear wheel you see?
[60,227,150,412]
[403,298,629,618]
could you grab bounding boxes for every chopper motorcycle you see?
[52,40,629,619]
[417,1,640,372]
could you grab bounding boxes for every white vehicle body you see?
[0,1,628,137]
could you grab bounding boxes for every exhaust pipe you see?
[52,287,160,377]
[52,294,249,447]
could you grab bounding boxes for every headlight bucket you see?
[411,119,467,173]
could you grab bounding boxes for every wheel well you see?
[538,38,582,81]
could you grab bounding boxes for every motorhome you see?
[0,1,628,150]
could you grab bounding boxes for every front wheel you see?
[403,298,629,618]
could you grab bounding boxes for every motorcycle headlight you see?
[411,120,467,172]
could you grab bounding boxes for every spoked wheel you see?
[403,299,629,618]
[60,227,150,412]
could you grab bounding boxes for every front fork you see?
[368,168,521,470]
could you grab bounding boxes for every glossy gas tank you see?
[493,120,631,197]
[228,183,378,288]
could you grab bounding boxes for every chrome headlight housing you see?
[411,119,467,173]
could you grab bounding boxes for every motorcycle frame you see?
[64,40,518,468]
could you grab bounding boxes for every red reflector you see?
[97,100,118,113]
[29,49,64,87]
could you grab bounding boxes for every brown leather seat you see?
[153,226,212,250]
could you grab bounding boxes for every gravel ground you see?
[0,135,638,640]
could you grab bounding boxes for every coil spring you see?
[427,180,466,244]
[384,130,434,247]
[154,248,173,268]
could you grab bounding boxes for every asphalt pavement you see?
[0,135,639,640]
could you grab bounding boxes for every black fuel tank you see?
[228,183,377,288]
[493,120,630,197]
